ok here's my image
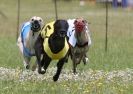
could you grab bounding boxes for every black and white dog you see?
[34,20,69,81]
[17,16,44,69]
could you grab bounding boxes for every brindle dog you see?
[67,18,91,74]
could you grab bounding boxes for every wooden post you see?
[105,0,108,52]
[54,0,58,20]
[16,0,20,40]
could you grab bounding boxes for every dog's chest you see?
[71,45,88,55]
[29,32,39,47]
[29,35,37,46]
[25,31,39,53]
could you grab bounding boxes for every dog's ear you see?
[54,20,60,30]
[84,20,91,25]
[38,17,44,28]
[65,21,69,31]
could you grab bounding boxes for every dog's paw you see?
[53,75,59,82]
[38,68,46,74]
[83,57,89,65]
[25,65,30,69]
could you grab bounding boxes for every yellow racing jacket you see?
[41,21,69,60]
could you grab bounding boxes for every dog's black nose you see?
[33,20,40,28]
[31,20,41,32]
[59,30,66,37]
[34,20,39,24]
[60,31,65,34]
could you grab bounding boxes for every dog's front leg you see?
[71,48,78,74]
[17,35,31,69]
[72,55,77,74]
[82,53,89,65]
[35,52,46,74]
[42,54,51,73]
[35,51,42,74]
[31,59,37,71]
[53,59,65,82]
[23,56,31,69]
[34,34,45,74]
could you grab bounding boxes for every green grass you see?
[1,79,133,94]
[0,0,133,94]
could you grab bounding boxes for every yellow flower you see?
[97,82,103,87]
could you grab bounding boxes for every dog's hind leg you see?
[53,59,65,81]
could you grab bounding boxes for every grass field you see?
[0,0,133,94]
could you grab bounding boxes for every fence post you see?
[54,0,58,20]
[105,0,108,52]
[16,0,20,40]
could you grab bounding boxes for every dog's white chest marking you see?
[25,31,39,54]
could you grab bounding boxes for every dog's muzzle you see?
[58,29,67,37]
[31,20,41,32]
[60,31,66,37]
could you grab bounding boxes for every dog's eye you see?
[39,19,42,22]
[74,20,77,24]
[31,19,34,21]
[82,20,84,23]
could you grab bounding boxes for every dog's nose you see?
[31,20,41,32]
[60,31,66,37]
[60,31,65,34]
[33,21,40,28]
[34,20,39,24]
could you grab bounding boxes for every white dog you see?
[17,16,44,69]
